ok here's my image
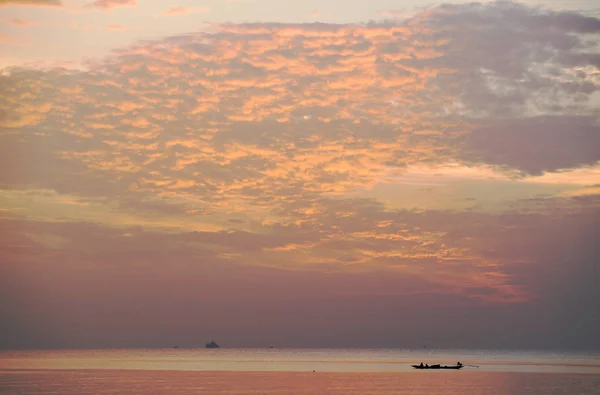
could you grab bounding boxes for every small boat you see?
[205,340,220,348]
[412,364,463,370]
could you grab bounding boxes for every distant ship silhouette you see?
[205,340,220,348]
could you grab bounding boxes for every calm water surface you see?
[1,349,600,394]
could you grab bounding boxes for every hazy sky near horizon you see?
[1,0,599,349]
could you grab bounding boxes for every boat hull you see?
[411,365,463,370]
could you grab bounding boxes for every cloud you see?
[160,5,210,17]
[0,4,597,204]
[106,24,126,31]
[1,0,599,347]
[0,1,598,311]
[0,33,23,45]
[378,8,426,20]
[163,5,187,16]
[86,0,135,10]
[463,115,600,175]
[0,0,60,6]
[9,18,40,26]
[1,195,599,348]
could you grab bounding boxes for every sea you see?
[1,348,599,394]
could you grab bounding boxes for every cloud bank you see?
[1,1,599,348]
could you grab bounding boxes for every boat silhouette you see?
[205,340,220,348]
[412,362,464,370]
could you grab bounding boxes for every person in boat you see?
[425,363,429,368]
[419,362,424,367]
[457,361,463,367]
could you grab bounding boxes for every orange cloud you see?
[9,18,40,26]
[107,24,126,31]
[0,33,20,45]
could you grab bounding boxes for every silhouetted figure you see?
[419,362,424,367]
[457,361,462,367]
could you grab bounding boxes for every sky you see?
[0,0,599,350]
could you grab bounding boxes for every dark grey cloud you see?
[463,115,600,175]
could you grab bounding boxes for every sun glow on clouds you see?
[1,1,599,310]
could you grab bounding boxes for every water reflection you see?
[1,371,600,395]
[1,349,599,374]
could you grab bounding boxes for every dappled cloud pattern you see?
[1,1,599,305]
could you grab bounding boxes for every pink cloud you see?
[161,5,209,16]
[86,0,136,10]
[107,24,126,31]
